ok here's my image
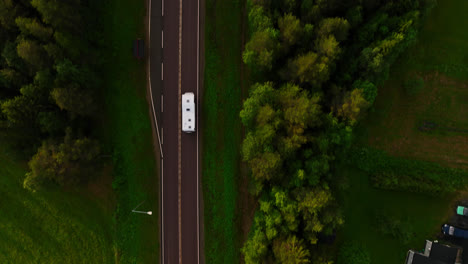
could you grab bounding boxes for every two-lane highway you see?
[148,0,201,262]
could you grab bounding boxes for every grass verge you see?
[99,0,159,263]
[202,0,248,262]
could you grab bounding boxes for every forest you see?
[0,0,103,190]
[239,0,436,262]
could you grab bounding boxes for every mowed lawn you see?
[357,0,468,169]
[0,143,114,263]
[99,0,159,263]
[202,0,248,263]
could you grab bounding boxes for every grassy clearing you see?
[99,0,159,263]
[356,0,468,169]
[338,166,454,264]
[338,0,468,263]
[0,141,114,263]
[202,0,248,262]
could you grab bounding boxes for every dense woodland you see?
[0,0,103,190]
[240,0,436,263]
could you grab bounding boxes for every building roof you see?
[429,243,459,264]
[412,254,446,264]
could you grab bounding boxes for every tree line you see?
[240,0,436,263]
[0,0,104,190]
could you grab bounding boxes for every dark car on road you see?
[442,224,468,238]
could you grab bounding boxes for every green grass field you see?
[356,0,468,169]
[202,0,248,263]
[100,0,159,263]
[338,166,453,264]
[339,0,468,263]
[0,142,114,263]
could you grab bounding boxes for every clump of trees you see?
[240,0,436,262]
[0,0,103,190]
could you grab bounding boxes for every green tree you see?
[241,228,268,264]
[15,17,53,42]
[336,88,369,124]
[243,29,278,70]
[317,17,350,41]
[249,6,272,32]
[284,52,331,87]
[16,38,50,68]
[24,129,100,190]
[273,236,310,264]
[278,13,302,48]
[51,84,95,116]
[31,0,81,31]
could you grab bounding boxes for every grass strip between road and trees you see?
[202,0,248,263]
[99,0,159,263]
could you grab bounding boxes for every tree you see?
[273,236,310,264]
[248,6,272,32]
[315,35,340,59]
[278,14,302,48]
[16,38,50,68]
[51,84,95,116]
[284,52,331,88]
[30,0,81,31]
[241,228,268,264]
[295,187,343,244]
[243,29,278,70]
[15,17,53,42]
[336,88,369,124]
[24,129,100,190]
[317,17,350,41]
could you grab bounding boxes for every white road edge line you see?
[161,62,164,80]
[149,0,165,263]
[197,0,200,262]
[161,94,164,113]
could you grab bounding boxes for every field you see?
[338,166,454,264]
[339,0,468,263]
[356,0,468,169]
[99,0,159,263]
[202,0,252,263]
[0,141,114,263]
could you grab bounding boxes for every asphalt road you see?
[149,0,200,262]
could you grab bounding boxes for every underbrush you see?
[349,147,468,195]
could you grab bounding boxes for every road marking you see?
[161,94,164,113]
[197,0,200,261]
[162,30,164,48]
[178,0,183,261]
[161,62,164,80]
[162,0,164,16]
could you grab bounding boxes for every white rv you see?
[182,92,195,133]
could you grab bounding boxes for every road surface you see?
[148,0,201,262]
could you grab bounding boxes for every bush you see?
[373,210,414,245]
[348,147,468,195]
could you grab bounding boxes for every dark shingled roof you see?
[412,254,446,264]
[430,243,459,264]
